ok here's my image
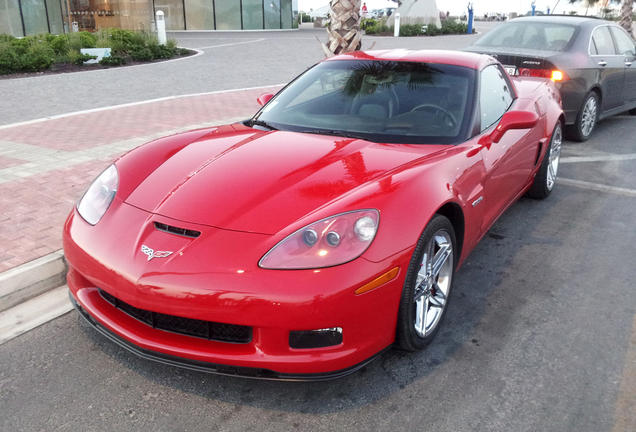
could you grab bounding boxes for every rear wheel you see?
[567,91,598,142]
[629,107,636,115]
[527,120,562,199]
[396,215,456,351]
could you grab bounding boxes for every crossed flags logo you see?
[141,245,173,261]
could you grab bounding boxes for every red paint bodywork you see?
[64,50,563,377]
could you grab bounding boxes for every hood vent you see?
[154,222,201,238]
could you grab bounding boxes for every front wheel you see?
[396,214,456,351]
[527,120,563,199]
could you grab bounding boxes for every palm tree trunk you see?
[323,0,363,57]
[620,0,634,37]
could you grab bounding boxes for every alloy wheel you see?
[413,230,453,338]
[581,96,597,137]
[547,125,562,191]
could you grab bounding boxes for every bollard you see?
[71,21,79,32]
[156,10,167,45]
[531,1,536,16]
[394,13,400,37]
[467,3,473,34]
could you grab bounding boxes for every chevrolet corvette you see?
[64,50,564,380]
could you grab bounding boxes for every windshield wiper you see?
[245,119,278,131]
[299,129,368,141]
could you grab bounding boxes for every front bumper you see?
[64,203,410,378]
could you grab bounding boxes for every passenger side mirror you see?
[490,110,540,143]
[257,93,274,106]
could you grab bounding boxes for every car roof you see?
[324,49,494,70]
[509,15,611,28]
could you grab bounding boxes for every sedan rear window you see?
[474,22,578,51]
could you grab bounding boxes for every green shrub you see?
[166,38,178,50]
[49,35,69,55]
[150,44,175,59]
[0,34,16,43]
[177,47,190,56]
[301,14,312,22]
[365,24,390,35]
[399,24,423,36]
[361,19,378,30]
[0,44,21,74]
[130,47,153,61]
[79,31,97,48]
[19,41,54,72]
[426,24,440,35]
[99,55,126,66]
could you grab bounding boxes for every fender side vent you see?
[534,142,543,167]
[155,222,201,238]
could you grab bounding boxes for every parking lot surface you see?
[1,22,635,432]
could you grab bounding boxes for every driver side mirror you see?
[257,93,274,106]
[489,110,540,143]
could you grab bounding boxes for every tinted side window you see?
[610,26,636,57]
[479,65,514,132]
[591,26,617,56]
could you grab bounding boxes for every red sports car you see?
[64,50,563,380]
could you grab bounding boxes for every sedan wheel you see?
[569,92,598,142]
[397,214,456,351]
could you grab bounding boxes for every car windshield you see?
[473,22,578,51]
[252,59,476,145]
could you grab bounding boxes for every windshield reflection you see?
[254,60,475,145]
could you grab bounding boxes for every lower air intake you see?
[98,289,251,344]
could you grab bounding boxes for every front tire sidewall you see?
[396,214,456,352]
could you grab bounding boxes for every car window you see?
[255,60,476,145]
[473,22,578,51]
[591,26,617,56]
[610,26,636,57]
[479,65,514,132]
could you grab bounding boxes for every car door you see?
[590,25,624,112]
[610,25,636,106]
[477,65,540,231]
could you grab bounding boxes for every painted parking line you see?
[0,84,286,131]
[196,38,266,50]
[558,178,636,198]
[561,153,636,163]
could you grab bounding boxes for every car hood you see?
[125,127,447,234]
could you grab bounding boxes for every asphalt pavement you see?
[1,21,636,432]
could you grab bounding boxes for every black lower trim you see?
[70,292,387,381]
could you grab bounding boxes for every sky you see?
[298,0,600,18]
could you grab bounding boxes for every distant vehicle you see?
[525,11,545,16]
[465,15,636,141]
[369,9,383,18]
[385,7,396,16]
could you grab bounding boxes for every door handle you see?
[626,61,633,67]
[598,61,607,67]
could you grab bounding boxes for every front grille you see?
[98,289,251,343]
[154,222,201,238]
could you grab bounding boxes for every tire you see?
[396,214,456,351]
[527,120,563,200]
[629,107,636,115]
[567,91,598,142]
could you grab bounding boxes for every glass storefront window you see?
[242,0,262,30]
[215,0,240,30]
[155,0,185,31]
[184,0,214,30]
[0,0,24,36]
[264,0,280,29]
[21,0,50,35]
[46,0,64,34]
[281,0,291,29]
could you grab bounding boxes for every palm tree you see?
[322,0,363,57]
[619,0,634,37]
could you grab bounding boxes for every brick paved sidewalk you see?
[0,85,282,273]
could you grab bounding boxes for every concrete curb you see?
[0,250,67,313]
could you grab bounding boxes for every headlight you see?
[259,209,379,269]
[77,164,119,225]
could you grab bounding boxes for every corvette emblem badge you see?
[141,245,173,261]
